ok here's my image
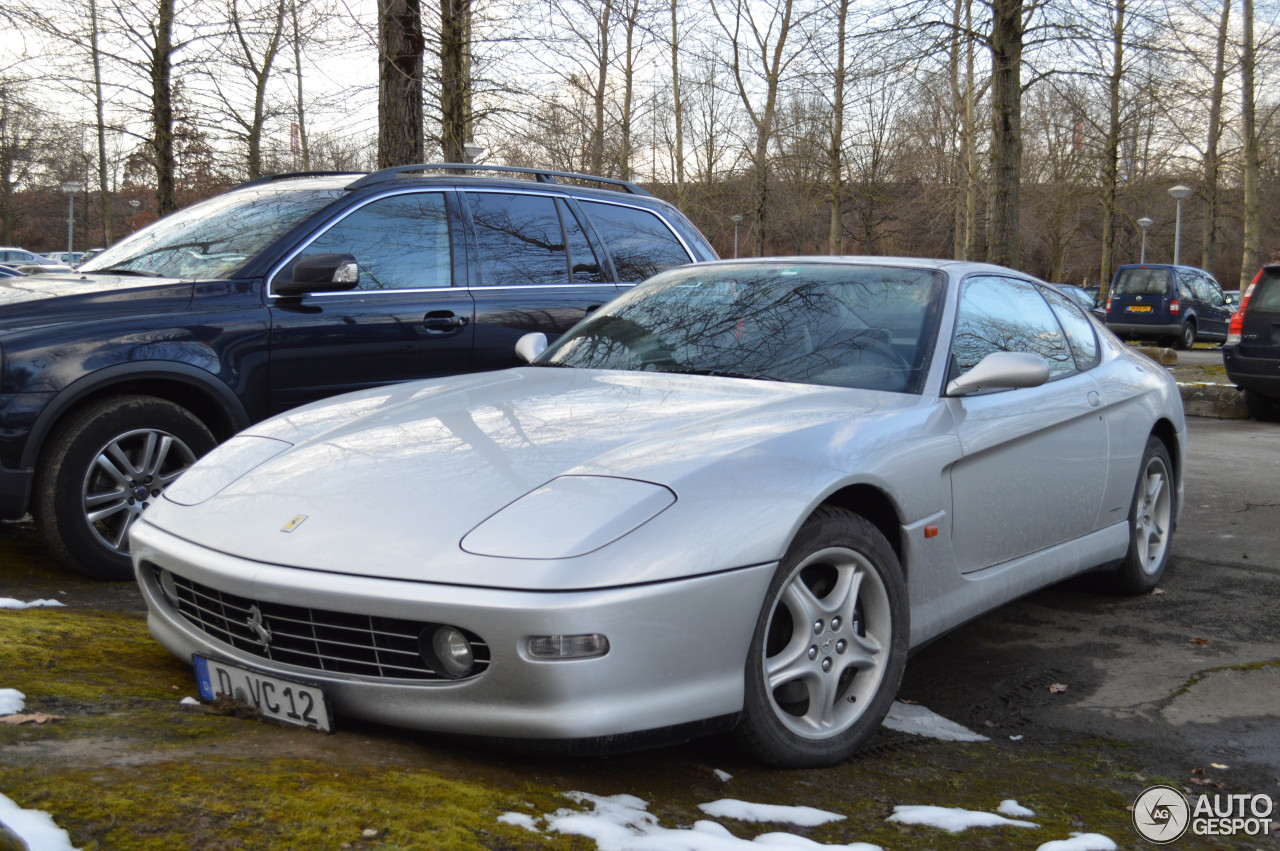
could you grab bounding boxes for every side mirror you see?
[946,351,1050,397]
[274,253,359,296]
[515,332,548,363]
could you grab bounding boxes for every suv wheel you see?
[34,396,216,580]
[1245,390,1280,422]
[1174,321,1196,350]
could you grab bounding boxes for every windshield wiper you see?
[656,366,783,382]
[90,267,165,278]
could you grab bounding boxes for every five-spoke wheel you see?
[1104,436,1176,594]
[740,507,907,767]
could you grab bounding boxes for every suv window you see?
[289,192,452,291]
[1251,272,1280,313]
[559,199,605,283]
[1113,267,1171,296]
[468,192,570,286]
[954,276,1074,378]
[578,200,692,283]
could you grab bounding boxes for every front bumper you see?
[131,520,775,740]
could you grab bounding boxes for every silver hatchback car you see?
[132,258,1184,767]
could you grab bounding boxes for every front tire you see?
[34,395,216,580]
[1102,436,1175,594]
[738,507,908,768]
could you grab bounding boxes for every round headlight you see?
[420,625,474,679]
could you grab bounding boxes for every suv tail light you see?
[1105,297,1112,312]
[1227,269,1263,345]
[1169,299,1180,314]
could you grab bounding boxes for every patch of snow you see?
[0,598,66,609]
[1009,735,1024,741]
[699,799,844,826]
[887,805,1038,833]
[529,792,882,850]
[998,800,1036,818]
[0,792,79,851]
[179,697,200,706]
[1035,833,1117,851]
[497,812,540,832]
[0,688,24,716]
[882,701,989,742]
[714,769,733,783]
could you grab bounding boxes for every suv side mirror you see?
[275,253,360,296]
[946,351,1050,397]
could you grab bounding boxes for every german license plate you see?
[1126,305,1153,313]
[194,656,332,732]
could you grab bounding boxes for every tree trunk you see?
[828,0,848,255]
[1098,0,1123,302]
[1239,0,1259,288]
[152,0,176,215]
[618,0,636,180]
[291,0,309,169]
[439,0,468,162]
[670,0,684,207]
[986,0,1022,268]
[949,0,962,259]
[1201,0,1229,274]
[378,0,425,168]
[590,0,612,175]
[964,0,977,259]
[90,0,112,244]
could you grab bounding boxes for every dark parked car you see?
[1224,266,1280,421]
[0,164,716,580]
[1051,283,1105,319]
[1105,264,1233,349]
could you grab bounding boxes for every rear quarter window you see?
[578,200,693,283]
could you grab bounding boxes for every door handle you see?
[423,311,469,332]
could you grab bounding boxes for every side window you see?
[1199,272,1225,305]
[291,192,451,291]
[1041,286,1099,370]
[953,276,1075,379]
[578,200,692,283]
[557,199,605,284]
[467,192,568,286]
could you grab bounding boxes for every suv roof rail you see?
[235,171,366,190]
[344,163,653,196]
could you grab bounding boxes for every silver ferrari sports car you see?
[131,258,1184,767]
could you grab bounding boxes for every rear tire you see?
[1174,321,1196,350]
[34,395,216,581]
[1245,390,1280,422]
[1101,436,1175,595]
[738,507,907,768]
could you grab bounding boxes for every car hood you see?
[141,368,923,589]
[0,273,194,327]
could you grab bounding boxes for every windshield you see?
[79,187,345,280]
[541,262,945,393]
[1112,267,1171,296]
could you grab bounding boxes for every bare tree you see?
[1240,0,1260,286]
[378,0,425,166]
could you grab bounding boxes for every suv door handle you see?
[423,311,469,332]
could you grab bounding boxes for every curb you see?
[1177,383,1249,419]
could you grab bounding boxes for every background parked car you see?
[1105,263,1233,349]
[0,164,716,581]
[1051,283,1105,319]
[1224,266,1280,421]
[43,251,85,265]
[0,247,55,266]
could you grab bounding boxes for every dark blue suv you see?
[1104,263,1234,349]
[0,165,716,579]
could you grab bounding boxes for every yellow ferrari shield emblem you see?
[281,515,308,533]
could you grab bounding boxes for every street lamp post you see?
[1137,216,1153,264]
[1168,184,1192,265]
[129,199,141,234]
[61,182,84,254]
[731,214,743,258]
